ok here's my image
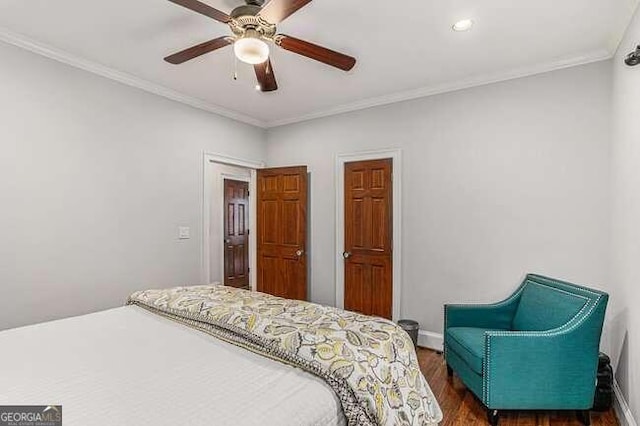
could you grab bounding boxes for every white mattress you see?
[0,306,346,426]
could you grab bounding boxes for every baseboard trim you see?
[614,379,638,426]
[418,330,444,352]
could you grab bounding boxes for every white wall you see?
[266,61,612,339]
[0,29,623,399]
[0,40,266,330]
[610,4,640,420]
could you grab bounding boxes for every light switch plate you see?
[178,226,191,240]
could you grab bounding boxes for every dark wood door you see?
[223,179,250,289]
[344,159,393,319]
[257,166,307,300]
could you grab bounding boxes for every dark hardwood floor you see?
[416,348,619,426]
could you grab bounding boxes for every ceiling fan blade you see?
[259,0,312,24]
[254,59,278,92]
[167,0,230,23]
[164,37,233,64]
[276,35,356,71]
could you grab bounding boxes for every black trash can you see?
[398,319,419,348]
[593,352,614,411]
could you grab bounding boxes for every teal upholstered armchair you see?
[444,274,608,426]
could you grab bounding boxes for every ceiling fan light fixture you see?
[452,19,474,32]
[163,0,357,92]
[234,30,270,64]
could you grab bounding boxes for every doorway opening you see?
[202,153,264,289]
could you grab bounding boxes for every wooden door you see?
[223,179,250,289]
[344,159,393,319]
[257,166,307,300]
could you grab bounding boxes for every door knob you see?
[343,252,352,259]
[225,239,231,244]
[296,249,304,257]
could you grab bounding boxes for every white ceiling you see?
[0,0,637,127]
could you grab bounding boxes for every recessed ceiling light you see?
[452,19,474,32]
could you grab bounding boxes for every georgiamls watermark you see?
[0,405,62,426]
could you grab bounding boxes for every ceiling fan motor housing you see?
[230,4,261,18]
[229,4,276,39]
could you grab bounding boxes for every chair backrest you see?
[512,276,591,331]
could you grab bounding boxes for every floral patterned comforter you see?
[127,285,442,426]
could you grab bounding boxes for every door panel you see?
[223,179,250,289]
[257,166,307,301]
[345,260,369,315]
[344,159,392,319]
[371,197,387,251]
[282,200,301,245]
[370,259,392,319]
[262,200,279,244]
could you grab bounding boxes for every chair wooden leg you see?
[487,409,499,426]
[576,410,591,426]
[446,364,453,377]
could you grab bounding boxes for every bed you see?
[0,285,442,425]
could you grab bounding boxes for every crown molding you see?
[266,49,614,128]
[0,26,615,130]
[0,27,268,128]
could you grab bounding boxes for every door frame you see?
[202,152,264,290]
[335,149,402,321]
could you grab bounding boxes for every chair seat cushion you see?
[446,327,493,375]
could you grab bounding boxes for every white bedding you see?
[0,306,346,426]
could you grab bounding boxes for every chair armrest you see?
[445,289,522,330]
[482,298,607,409]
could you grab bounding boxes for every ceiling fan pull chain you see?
[233,54,238,81]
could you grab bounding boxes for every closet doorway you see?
[202,153,263,289]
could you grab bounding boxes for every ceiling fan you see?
[164,0,357,92]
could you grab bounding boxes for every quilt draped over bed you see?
[127,285,442,426]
